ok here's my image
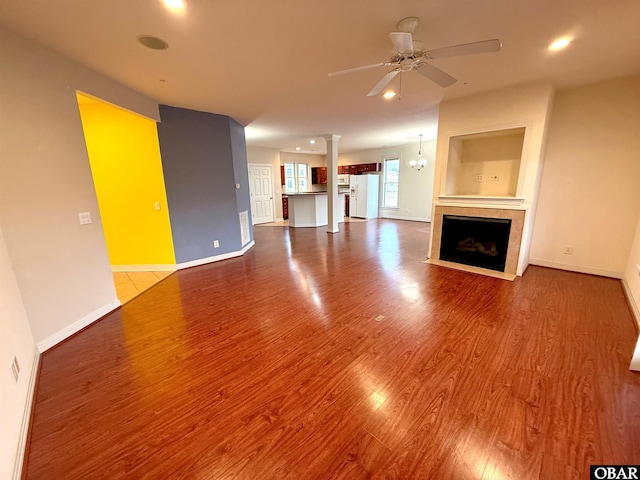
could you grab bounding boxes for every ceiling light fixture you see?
[548,37,571,51]
[162,0,186,10]
[295,147,301,151]
[383,91,396,99]
[409,134,427,171]
[137,35,169,50]
[309,139,315,144]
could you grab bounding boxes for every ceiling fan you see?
[328,17,502,96]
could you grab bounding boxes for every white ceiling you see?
[1,0,639,153]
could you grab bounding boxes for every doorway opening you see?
[76,92,176,303]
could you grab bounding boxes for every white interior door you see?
[248,164,275,225]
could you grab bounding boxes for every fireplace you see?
[429,206,526,279]
[440,215,512,272]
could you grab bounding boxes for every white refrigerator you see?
[349,174,380,218]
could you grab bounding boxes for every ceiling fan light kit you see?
[328,16,502,96]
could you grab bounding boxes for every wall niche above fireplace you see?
[444,127,525,198]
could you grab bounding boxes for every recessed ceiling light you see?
[383,91,396,99]
[548,37,571,51]
[309,139,315,144]
[295,147,301,151]
[137,35,169,50]
[162,0,185,10]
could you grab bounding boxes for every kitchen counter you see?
[287,192,344,227]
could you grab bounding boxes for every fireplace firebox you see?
[439,215,512,272]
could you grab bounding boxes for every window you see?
[284,163,296,193]
[284,162,309,193]
[383,158,400,207]
[297,163,308,192]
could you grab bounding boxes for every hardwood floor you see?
[23,219,640,479]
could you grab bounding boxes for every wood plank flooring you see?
[23,219,640,479]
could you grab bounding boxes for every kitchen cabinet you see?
[280,165,285,186]
[365,162,381,172]
[282,196,288,219]
[337,163,381,175]
[344,194,350,217]
[311,167,327,185]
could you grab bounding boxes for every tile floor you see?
[112,271,174,304]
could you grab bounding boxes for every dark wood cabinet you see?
[280,165,285,186]
[311,167,327,185]
[282,196,288,220]
[336,163,381,175]
[344,194,350,217]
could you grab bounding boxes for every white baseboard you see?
[111,264,177,272]
[177,241,255,270]
[378,214,430,223]
[12,348,40,480]
[622,278,640,332]
[529,258,623,279]
[37,243,257,351]
[36,299,121,352]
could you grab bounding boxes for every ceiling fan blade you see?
[389,32,413,54]
[425,39,502,59]
[415,62,457,88]
[328,62,391,77]
[367,69,400,96]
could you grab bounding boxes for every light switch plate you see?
[78,212,92,225]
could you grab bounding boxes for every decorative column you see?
[325,134,341,234]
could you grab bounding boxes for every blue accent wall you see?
[157,105,251,263]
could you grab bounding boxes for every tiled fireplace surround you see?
[429,206,526,281]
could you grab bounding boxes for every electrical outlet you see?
[213,240,220,248]
[490,174,500,182]
[10,356,20,383]
[563,245,574,255]
[475,174,484,182]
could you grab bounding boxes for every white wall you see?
[0,26,159,349]
[247,146,283,219]
[339,141,435,222]
[530,76,640,278]
[0,226,36,480]
[453,132,523,197]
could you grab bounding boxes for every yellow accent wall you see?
[77,93,175,266]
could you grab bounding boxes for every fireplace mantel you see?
[437,195,526,207]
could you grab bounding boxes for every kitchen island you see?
[287,192,345,227]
